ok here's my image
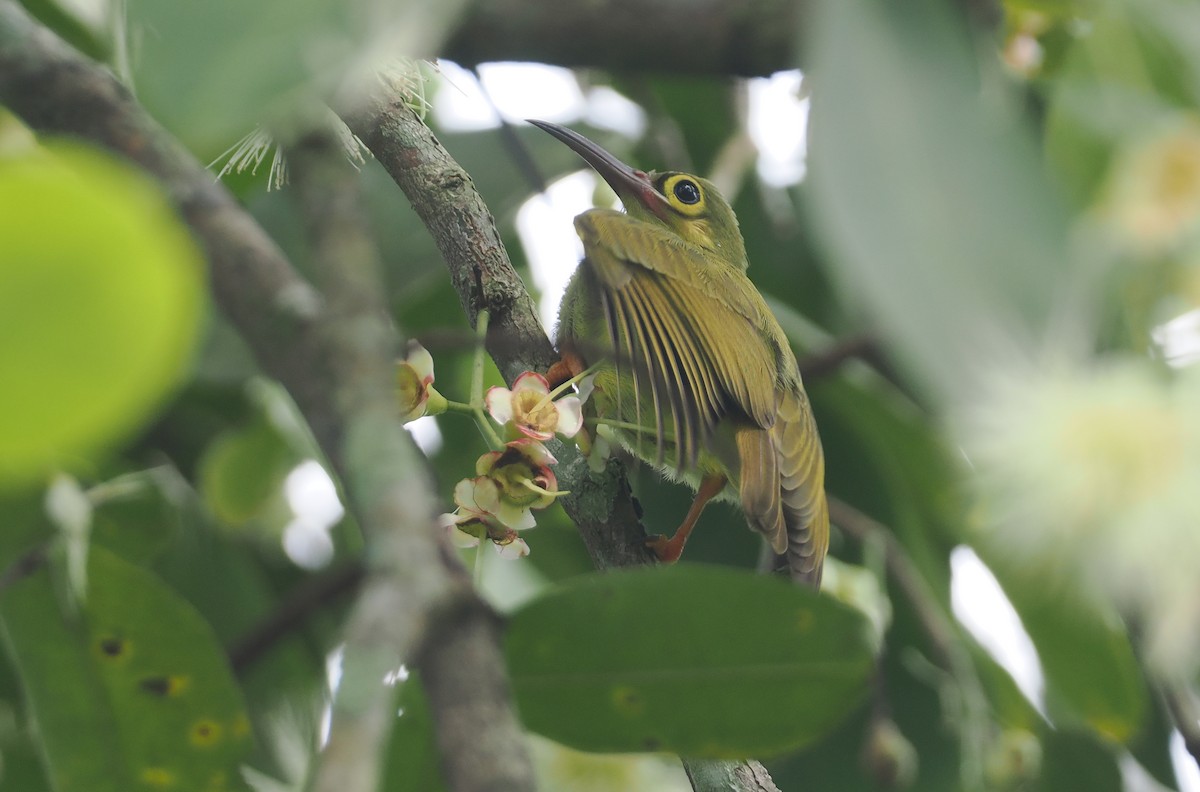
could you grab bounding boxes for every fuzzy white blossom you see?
[964,357,1200,674]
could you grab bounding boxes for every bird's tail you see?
[735,389,829,588]
[774,390,829,589]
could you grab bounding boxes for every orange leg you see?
[645,473,727,564]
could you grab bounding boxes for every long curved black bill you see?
[527,119,667,217]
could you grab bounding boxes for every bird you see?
[529,120,829,588]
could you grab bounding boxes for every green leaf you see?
[978,549,1145,742]
[0,145,204,490]
[1035,730,1122,792]
[506,565,875,758]
[1044,11,1195,208]
[198,418,297,527]
[91,470,181,565]
[0,547,253,791]
[125,1,465,153]
[806,0,1069,404]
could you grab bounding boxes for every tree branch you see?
[828,496,990,789]
[443,0,804,77]
[440,0,999,77]
[229,560,365,674]
[339,93,657,570]
[340,83,781,792]
[0,6,535,791]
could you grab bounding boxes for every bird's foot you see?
[645,532,686,564]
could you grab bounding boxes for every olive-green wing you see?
[775,388,829,587]
[574,208,781,469]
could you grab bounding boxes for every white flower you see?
[486,371,583,441]
[964,357,1200,674]
[397,341,445,423]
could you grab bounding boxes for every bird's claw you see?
[645,533,684,564]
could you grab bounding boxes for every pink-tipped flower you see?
[397,341,446,423]
[473,439,563,529]
[486,371,583,441]
[438,509,531,558]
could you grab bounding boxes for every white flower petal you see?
[485,386,514,424]
[496,500,537,530]
[454,477,500,515]
[513,370,550,394]
[576,374,596,404]
[587,434,611,474]
[554,396,583,437]
[516,424,554,441]
[406,341,435,383]
[494,537,530,559]
[447,525,481,548]
[510,438,556,466]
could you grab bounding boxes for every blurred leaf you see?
[739,186,836,332]
[1126,679,1182,791]
[978,549,1145,742]
[1034,730,1121,792]
[0,145,204,490]
[506,565,874,758]
[0,620,53,792]
[198,418,297,527]
[807,0,1069,404]
[90,470,180,565]
[969,642,1041,732]
[0,547,252,791]
[382,674,448,792]
[1045,11,1195,207]
[126,0,466,153]
[17,0,109,61]
[633,77,737,173]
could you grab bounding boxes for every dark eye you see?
[673,179,701,205]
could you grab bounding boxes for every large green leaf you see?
[506,565,875,758]
[0,547,252,791]
[126,0,466,153]
[0,145,204,489]
[978,548,1145,742]
[1045,9,1196,208]
[198,418,297,528]
[806,0,1069,405]
[1034,730,1121,792]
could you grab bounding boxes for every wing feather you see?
[576,209,783,455]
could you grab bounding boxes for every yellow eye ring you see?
[662,174,707,215]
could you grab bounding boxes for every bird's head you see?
[529,120,749,270]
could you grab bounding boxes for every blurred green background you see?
[3,0,1200,789]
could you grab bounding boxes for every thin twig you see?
[229,561,365,674]
[798,333,879,381]
[441,0,996,76]
[828,496,990,790]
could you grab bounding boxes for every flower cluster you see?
[439,437,563,558]
[410,361,586,559]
